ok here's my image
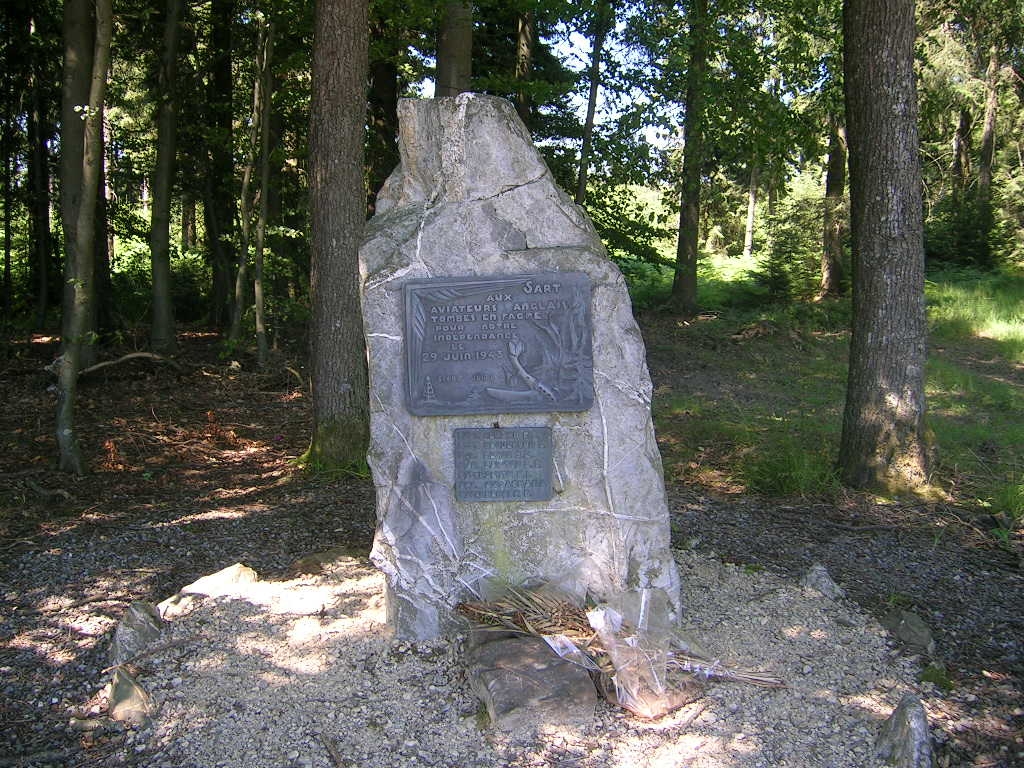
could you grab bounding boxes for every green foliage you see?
[924,191,996,268]
[752,171,832,303]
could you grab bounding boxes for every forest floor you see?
[0,323,1021,767]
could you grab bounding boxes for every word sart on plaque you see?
[405,272,593,415]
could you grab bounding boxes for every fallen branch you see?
[78,352,180,377]
[25,478,73,501]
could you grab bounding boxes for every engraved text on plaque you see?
[405,272,593,415]
[453,427,553,502]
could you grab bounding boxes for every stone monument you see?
[360,93,680,641]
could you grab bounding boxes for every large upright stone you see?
[361,94,680,640]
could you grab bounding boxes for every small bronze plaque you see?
[454,427,553,502]
[405,272,593,415]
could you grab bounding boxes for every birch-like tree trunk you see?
[254,22,274,366]
[742,161,759,260]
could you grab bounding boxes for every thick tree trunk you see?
[514,10,534,127]
[254,23,274,366]
[150,0,184,354]
[307,0,370,467]
[575,0,611,206]
[839,0,930,492]
[205,0,235,330]
[57,0,112,474]
[818,119,847,299]
[742,161,759,260]
[670,0,709,316]
[435,1,472,97]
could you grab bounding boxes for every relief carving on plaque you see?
[405,272,593,415]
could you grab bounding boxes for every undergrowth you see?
[638,261,1024,535]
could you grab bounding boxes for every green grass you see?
[639,259,1024,528]
[927,267,1024,363]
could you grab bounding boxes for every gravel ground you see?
[6,542,921,768]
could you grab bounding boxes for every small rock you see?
[108,669,154,727]
[875,694,933,768]
[109,602,163,666]
[881,609,936,656]
[800,564,846,600]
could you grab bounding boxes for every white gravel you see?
[122,551,921,768]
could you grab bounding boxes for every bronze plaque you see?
[453,427,553,502]
[405,273,592,415]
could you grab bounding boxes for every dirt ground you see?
[1,327,1021,767]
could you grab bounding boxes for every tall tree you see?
[204,0,235,328]
[839,0,930,491]
[513,8,534,125]
[307,0,370,467]
[670,0,710,315]
[253,19,274,366]
[60,0,95,364]
[149,0,184,353]
[575,0,612,205]
[435,0,472,97]
[56,0,112,474]
[817,116,847,299]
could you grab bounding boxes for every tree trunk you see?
[229,17,273,346]
[28,32,53,329]
[514,10,534,127]
[435,1,472,97]
[254,22,274,366]
[838,0,929,492]
[950,107,971,190]
[181,193,196,251]
[2,84,11,322]
[150,0,184,354]
[205,0,235,330]
[977,45,999,201]
[57,0,112,474]
[367,14,400,215]
[93,115,112,337]
[670,0,709,316]
[742,160,759,260]
[818,118,847,299]
[575,0,611,206]
[60,0,93,347]
[308,0,370,467]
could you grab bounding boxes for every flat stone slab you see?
[466,635,599,731]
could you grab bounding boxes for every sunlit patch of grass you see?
[927,267,1024,362]
[926,357,1024,520]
